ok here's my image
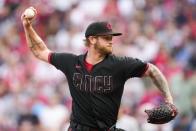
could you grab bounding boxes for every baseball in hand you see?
[24,8,35,19]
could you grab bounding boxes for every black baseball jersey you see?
[49,52,148,129]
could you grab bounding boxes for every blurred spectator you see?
[18,114,39,131]
[173,113,192,131]
[116,104,139,131]
[170,66,196,115]
[39,93,68,131]
[192,92,196,119]
[191,120,196,131]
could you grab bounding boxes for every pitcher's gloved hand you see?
[145,102,178,124]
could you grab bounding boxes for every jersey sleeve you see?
[48,52,76,73]
[120,57,149,79]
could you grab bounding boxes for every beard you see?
[94,41,113,55]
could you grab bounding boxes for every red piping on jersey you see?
[48,52,53,64]
[75,66,82,68]
[141,63,149,77]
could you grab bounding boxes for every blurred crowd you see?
[0,0,196,131]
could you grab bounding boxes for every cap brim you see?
[110,33,122,36]
[96,32,122,36]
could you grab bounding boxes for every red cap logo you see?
[107,24,112,30]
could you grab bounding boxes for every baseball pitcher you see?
[21,7,178,131]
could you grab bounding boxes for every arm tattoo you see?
[148,64,171,99]
[28,34,45,57]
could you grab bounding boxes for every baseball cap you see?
[85,21,122,38]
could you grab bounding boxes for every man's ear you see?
[88,36,97,45]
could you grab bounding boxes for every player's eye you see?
[102,36,112,40]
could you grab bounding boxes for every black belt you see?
[70,121,100,131]
[70,121,118,131]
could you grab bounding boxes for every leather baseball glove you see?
[145,102,178,124]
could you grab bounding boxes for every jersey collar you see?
[78,52,88,64]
